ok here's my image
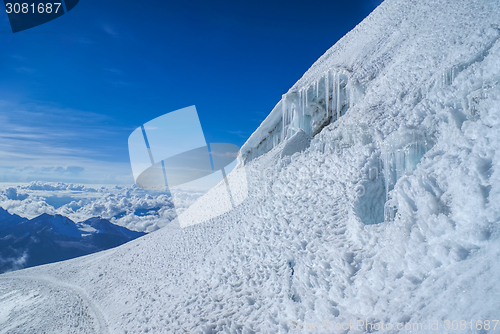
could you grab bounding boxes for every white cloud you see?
[0,182,200,232]
[102,24,119,37]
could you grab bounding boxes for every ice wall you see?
[242,65,436,224]
[240,69,364,164]
[382,130,433,221]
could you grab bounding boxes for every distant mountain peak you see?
[0,210,145,273]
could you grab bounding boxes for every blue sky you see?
[0,0,383,184]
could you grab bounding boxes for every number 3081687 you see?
[5,3,62,14]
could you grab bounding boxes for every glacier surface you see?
[2,0,500,332]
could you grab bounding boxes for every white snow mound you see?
[280,130,311,158]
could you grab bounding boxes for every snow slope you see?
[2,0,500,332]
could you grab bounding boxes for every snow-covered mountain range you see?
[0,208,145,274]
[2,0,500,332]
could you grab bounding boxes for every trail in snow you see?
[0,275,109,334]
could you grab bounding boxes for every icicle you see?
[283,98,286,141]
[305,87,308,131]
[336,73,341,120]
[330,73,334,121]
[300,88,304,134]
[348,81,353,109]
[331,72,334,120]
[334,73,337,120]
[299,89,303,133]
[325,71,329,118]
[382,132,434,220]
[442,67,456,86]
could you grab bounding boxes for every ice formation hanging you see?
[241,69,365,164]
[382,131,434,221]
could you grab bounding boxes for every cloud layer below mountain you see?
[0,182,201,232]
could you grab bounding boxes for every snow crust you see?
[280,130,311,158]
[2,0,500,332]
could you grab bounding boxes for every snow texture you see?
[280,130,312,158]
[2,0,500,332]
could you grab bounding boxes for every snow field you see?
[2,0,500,332]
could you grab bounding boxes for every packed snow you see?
[2,0,500,332]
